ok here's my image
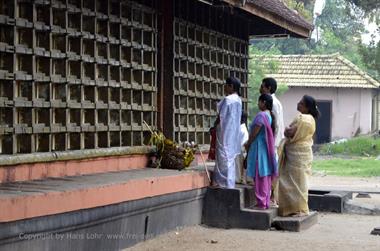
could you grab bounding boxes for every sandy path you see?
[127,213,380,251]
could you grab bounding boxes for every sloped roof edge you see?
[221,0,313,38]
[252,53,380,89]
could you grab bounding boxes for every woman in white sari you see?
[278,95,320,217]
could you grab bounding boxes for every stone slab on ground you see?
[272,211,318,232]
[309,190,353,213]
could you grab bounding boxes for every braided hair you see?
[259,94,276,135]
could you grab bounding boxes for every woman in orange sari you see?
[278,95,320,217]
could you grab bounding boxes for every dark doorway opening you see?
[316,100,332,144]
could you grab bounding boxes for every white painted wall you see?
[278,87,375,140]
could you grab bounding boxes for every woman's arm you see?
[284,125,297,138]
[244,125,261,151]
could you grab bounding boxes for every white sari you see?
[213,93,242,188]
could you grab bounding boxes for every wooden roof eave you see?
[221,0,312,39]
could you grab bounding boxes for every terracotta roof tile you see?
[253,54,380,89]
[247,0,313,31]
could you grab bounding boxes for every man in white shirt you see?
[213,77,242,188]
[260,77,285,205]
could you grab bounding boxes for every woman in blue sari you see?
[245,94,277,209]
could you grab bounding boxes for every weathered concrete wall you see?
[0,188,206,251]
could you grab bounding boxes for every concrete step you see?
[0,167,209,223]
[202,187,277,230]
[272,211,318,232]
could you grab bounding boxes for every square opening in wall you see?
[53,133,66,151]
[0,52,13,73]
[17,108,32,126]
[36,5,50,25]
[69,85,81,102]
[69,109,81,126]
[97,87,108,103]
[0,107,12,126]
[52,35,66,53]
[121,89,131,104]
[97,132,108,148]
[18,2,33,23]
[36,134,50,152]
[36,108,50,126]
[84,86,95,102]
[97,109,108,125]
[17,134,31,153]
[36,32,50,51]
[110,87,120,103]
[52,84,66,104]
[122,26,132,41]
[68,36,81,55]
[16,81,32,101]
[96,64,108,81]
[197,132,203,145]
[121,46,132,63]
[83,16,95,34]
[83,0,95,11]
[132,49,141,65]
[83,63,95,80]
[16,54,32,75]
[110,66,120,82]
[69,61,81,79]
[0,25,14,46]
[68,13,81,31]
[121,110,131,125]
[53,9,66,28]
[17,28,33,48]
[110,23,120,40]
[110,44,119,61]
[84,132,95,149]
[0,1,14,17]
[0,81,13,101]
[69,133,80,150]
[0,135,13,154]
[84,109,95,125]
[36,57,50,76]
[110,110,120,125]
[121,131,131,146]
[53,59,66,77]
[110,131,120,147]
[110,0,120,16]
[96,19,108,37]
[53,108,66,125]
[35,83,50,101]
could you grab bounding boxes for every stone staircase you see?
[202,185,319,232]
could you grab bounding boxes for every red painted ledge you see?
[0,169,210,222]
[0,155,148,184]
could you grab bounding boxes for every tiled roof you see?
[254,54,380,89]
[246,0,313,31]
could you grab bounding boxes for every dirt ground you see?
[127,213,380,251]
[127,175,380,251]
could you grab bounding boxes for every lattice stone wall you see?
[173,18,248,144]
[0,0,157,154]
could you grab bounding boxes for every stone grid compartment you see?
[173,19,248,144]
[0,0,157,154]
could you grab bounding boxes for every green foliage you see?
[318,136,380,156]
[247,47,288,122]
[313,158,380,177]
[284,0,313,21]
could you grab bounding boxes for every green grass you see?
[318,136,380,156]
[313,158,380,177]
